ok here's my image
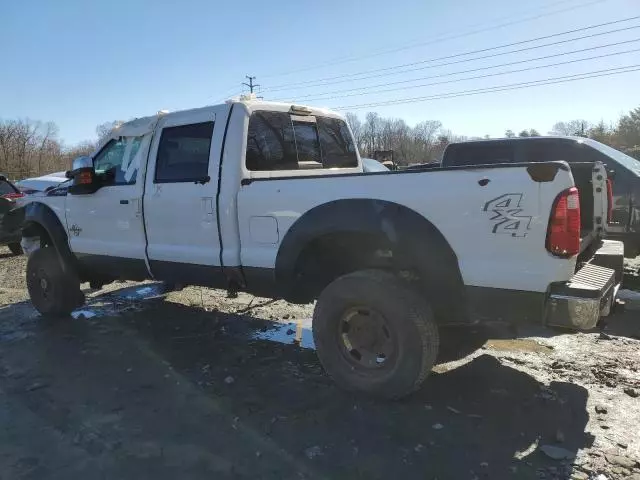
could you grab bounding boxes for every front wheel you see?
[312,269,439,399]
[7,242,22,256]
[26,247,84,317]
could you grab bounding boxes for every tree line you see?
[2,106,639,179]
[0,120,121,180]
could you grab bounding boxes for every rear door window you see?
[246,111,357,171]
[155,122,215,183]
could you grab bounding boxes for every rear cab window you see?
[245,110,358,174]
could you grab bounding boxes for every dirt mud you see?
[1,245,640,479]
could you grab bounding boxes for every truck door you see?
[65,135,149,278]
[143,106,226,285]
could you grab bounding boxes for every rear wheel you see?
[26,247,84,317]
[313,269,439,399]
[7,242,22,256]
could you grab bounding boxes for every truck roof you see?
[115,97,343,138]
[450,136,587,145]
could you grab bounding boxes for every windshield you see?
[580,138,640,175]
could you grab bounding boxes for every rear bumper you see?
[545,240,624,330]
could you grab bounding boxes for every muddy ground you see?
[1,246,640,480]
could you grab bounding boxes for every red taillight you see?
[606,178,613,224]
[1,192,24,200]
[546,187,581,257]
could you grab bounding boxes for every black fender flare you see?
[275,199,466,319]
[22,202,77,270]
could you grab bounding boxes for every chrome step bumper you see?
[546,240,623,330]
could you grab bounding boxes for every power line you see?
[262,0,610,79]
[263,16,640,92]
[281,39,640,102]
[333,64,640,110]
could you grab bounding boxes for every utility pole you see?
[242,75,259,94]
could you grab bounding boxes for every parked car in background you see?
[442,137,640,257]
[362,158,390,172]
[0,175,24,255]
[0,175,24,200]
[15,171,69,194]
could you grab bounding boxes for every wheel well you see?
[290,231,394,302]
[288,230,468,325]
[22,221,52,247]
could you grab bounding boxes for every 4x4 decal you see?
[483,193,532,237]
[69,224,82,237]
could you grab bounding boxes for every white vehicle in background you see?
[15,96,623,398]
[16,172,69,194]
[362,158,390,172]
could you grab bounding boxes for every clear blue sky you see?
[2,0,638,145]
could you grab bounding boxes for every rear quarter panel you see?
[237,165,578,293]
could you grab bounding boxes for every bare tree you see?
[363,112,381,156]
[0,119,73,178]
[96,120,125,144]
[345,113,364,153]
[550,120,591,137]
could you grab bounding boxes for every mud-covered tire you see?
[7,242,22,256]
[312,269,439,399]
[26,247,84,317]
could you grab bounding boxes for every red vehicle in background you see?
[0,175,24,255]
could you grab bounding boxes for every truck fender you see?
[275,199,467,322]
[21,202,76,271]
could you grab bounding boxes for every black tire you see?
[26,247,84,317]
[7,242,22,256]
[312,269,439,399]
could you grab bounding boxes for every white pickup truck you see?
[16,96,623,398]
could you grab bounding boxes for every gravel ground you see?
[1,245,640,479]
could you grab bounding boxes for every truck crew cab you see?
[18,96,623,398]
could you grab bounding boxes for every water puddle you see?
[252,318,315,350]
[0,330,34,342]
[71,310,97,319]
[71,283,168,320]
[618,289,640,310]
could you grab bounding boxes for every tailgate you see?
[568,162,608,253]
